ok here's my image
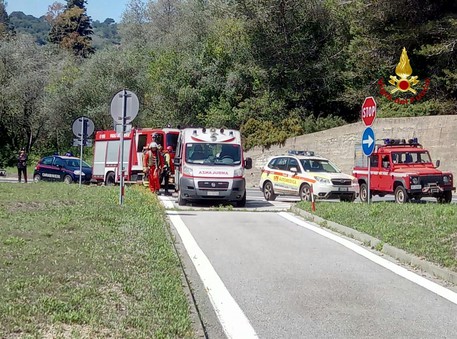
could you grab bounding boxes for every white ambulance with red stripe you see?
[173,128,252,206]
[92,128,180,185]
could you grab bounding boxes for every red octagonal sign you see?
[361,96,377,126]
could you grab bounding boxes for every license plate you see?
[431,188,439,193]
[411,184,421,190]
[207,191,220,196]
[338,187,348,191]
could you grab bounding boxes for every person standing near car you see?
[144,142,163,193]
[17,148,28,183]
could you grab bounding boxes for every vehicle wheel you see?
[178,192,187,206]
[263,181,277,201]
[105,172,115,186]
[236,191,247,207]
[437,191,452,204]
[33,174,42,182]
[63,175,73,184]
[394,185,409,204]
[359,183,369,203]
[340,194,356,202]
[299,184,312,201]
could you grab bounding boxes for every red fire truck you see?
[92,127,179,185]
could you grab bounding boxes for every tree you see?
[48,0,94,57]
[0,35,64,165]
[0,0,14,39]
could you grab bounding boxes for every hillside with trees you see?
[8,10,119,48]
[1,0,456,167]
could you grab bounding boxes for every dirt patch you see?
[5,201,47,213]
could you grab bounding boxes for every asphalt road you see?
[162,190,457,338]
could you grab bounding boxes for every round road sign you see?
[72,116,94,137]
[362,127,375,156]
[361,96,377,127]
[110,90,139,123]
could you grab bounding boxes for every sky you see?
[6,0,131,22]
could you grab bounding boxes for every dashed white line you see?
[279,212,457,305]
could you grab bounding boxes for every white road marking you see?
[160,196,258,339]
[279,212,457,305]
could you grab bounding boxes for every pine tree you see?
[48,0,94,57]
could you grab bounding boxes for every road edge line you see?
[161,197,258,339]
[279,211,457,306]
[290,206,457,286]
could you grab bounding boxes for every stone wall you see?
[245,115,457,187]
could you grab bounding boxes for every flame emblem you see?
[388,48,419,94]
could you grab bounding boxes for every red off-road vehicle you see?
[353,138,455,203]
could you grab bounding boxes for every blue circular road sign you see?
[362,127,375,156]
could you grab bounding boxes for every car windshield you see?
[300,159,340,173]
[185,143,241,166]
[65,159,91,168]
[392,151,432,164]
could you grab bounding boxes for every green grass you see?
[297,201,457,271]
[0,183,195,338]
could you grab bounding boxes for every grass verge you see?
[296,201,457,272]
[0,183,194,338]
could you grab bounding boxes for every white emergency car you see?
[259,151,358,202]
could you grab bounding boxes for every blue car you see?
[33,155,92,184]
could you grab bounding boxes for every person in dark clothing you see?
[17,148,28,183]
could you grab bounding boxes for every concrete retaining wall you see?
[245,115,457,187]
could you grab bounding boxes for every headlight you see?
[74,170,85,176]
[234,168,244,177]
[314,176,330,184]
[411,177,419,185]
[352,177,358,184]
[183,165,193,176]
[443,176,450,184]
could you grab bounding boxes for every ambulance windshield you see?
[186,143,241,165]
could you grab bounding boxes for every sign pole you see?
[119,90,127,205]
[79,117,84,187]
[110,89,139,205]
[361,97,377,204]
[367,160,371,204]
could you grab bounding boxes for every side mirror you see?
[290,167,298,173]
[244,157,252,170]
[436,159,440,168]
[173,157,181,166]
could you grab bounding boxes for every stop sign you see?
[361,97,377,126]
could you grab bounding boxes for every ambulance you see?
[173,128,252,206]
[92,127,180,185]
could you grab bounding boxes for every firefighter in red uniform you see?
[144,142,163,193]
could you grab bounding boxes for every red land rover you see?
[353,138,455,203]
